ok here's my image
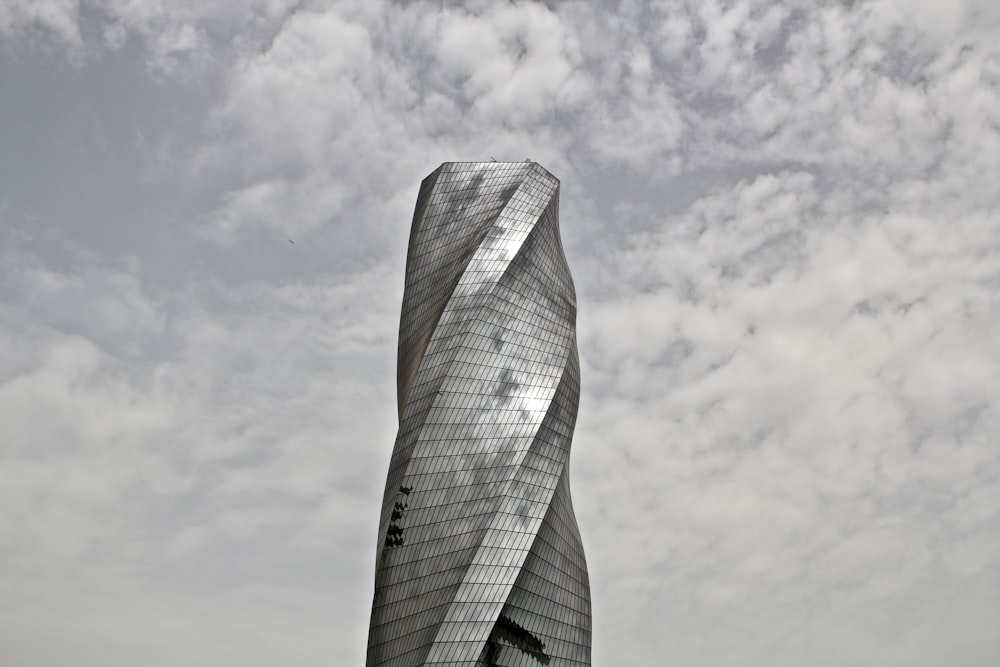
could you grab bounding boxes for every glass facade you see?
[368,162,591,667]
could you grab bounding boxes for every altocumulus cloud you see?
[1,1,998,666]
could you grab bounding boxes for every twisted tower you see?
[368,162,590,667]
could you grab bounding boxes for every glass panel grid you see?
[369,162,590,667]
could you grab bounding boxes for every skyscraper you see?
[368,162,590,667]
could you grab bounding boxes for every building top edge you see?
[431,161,560,184]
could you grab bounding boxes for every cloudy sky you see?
[1,0,999,665]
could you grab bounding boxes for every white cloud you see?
[0,0,83,52]
[0,245,399,665]
[1,0,999,665]
[432,2,588,123]
[575,167,1000,664]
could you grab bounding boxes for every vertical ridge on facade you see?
[369,162,591,667]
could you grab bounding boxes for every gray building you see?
[368,162,591,666]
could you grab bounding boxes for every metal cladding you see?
[368,162,591,667]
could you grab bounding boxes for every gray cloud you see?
[1,1,998,665]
